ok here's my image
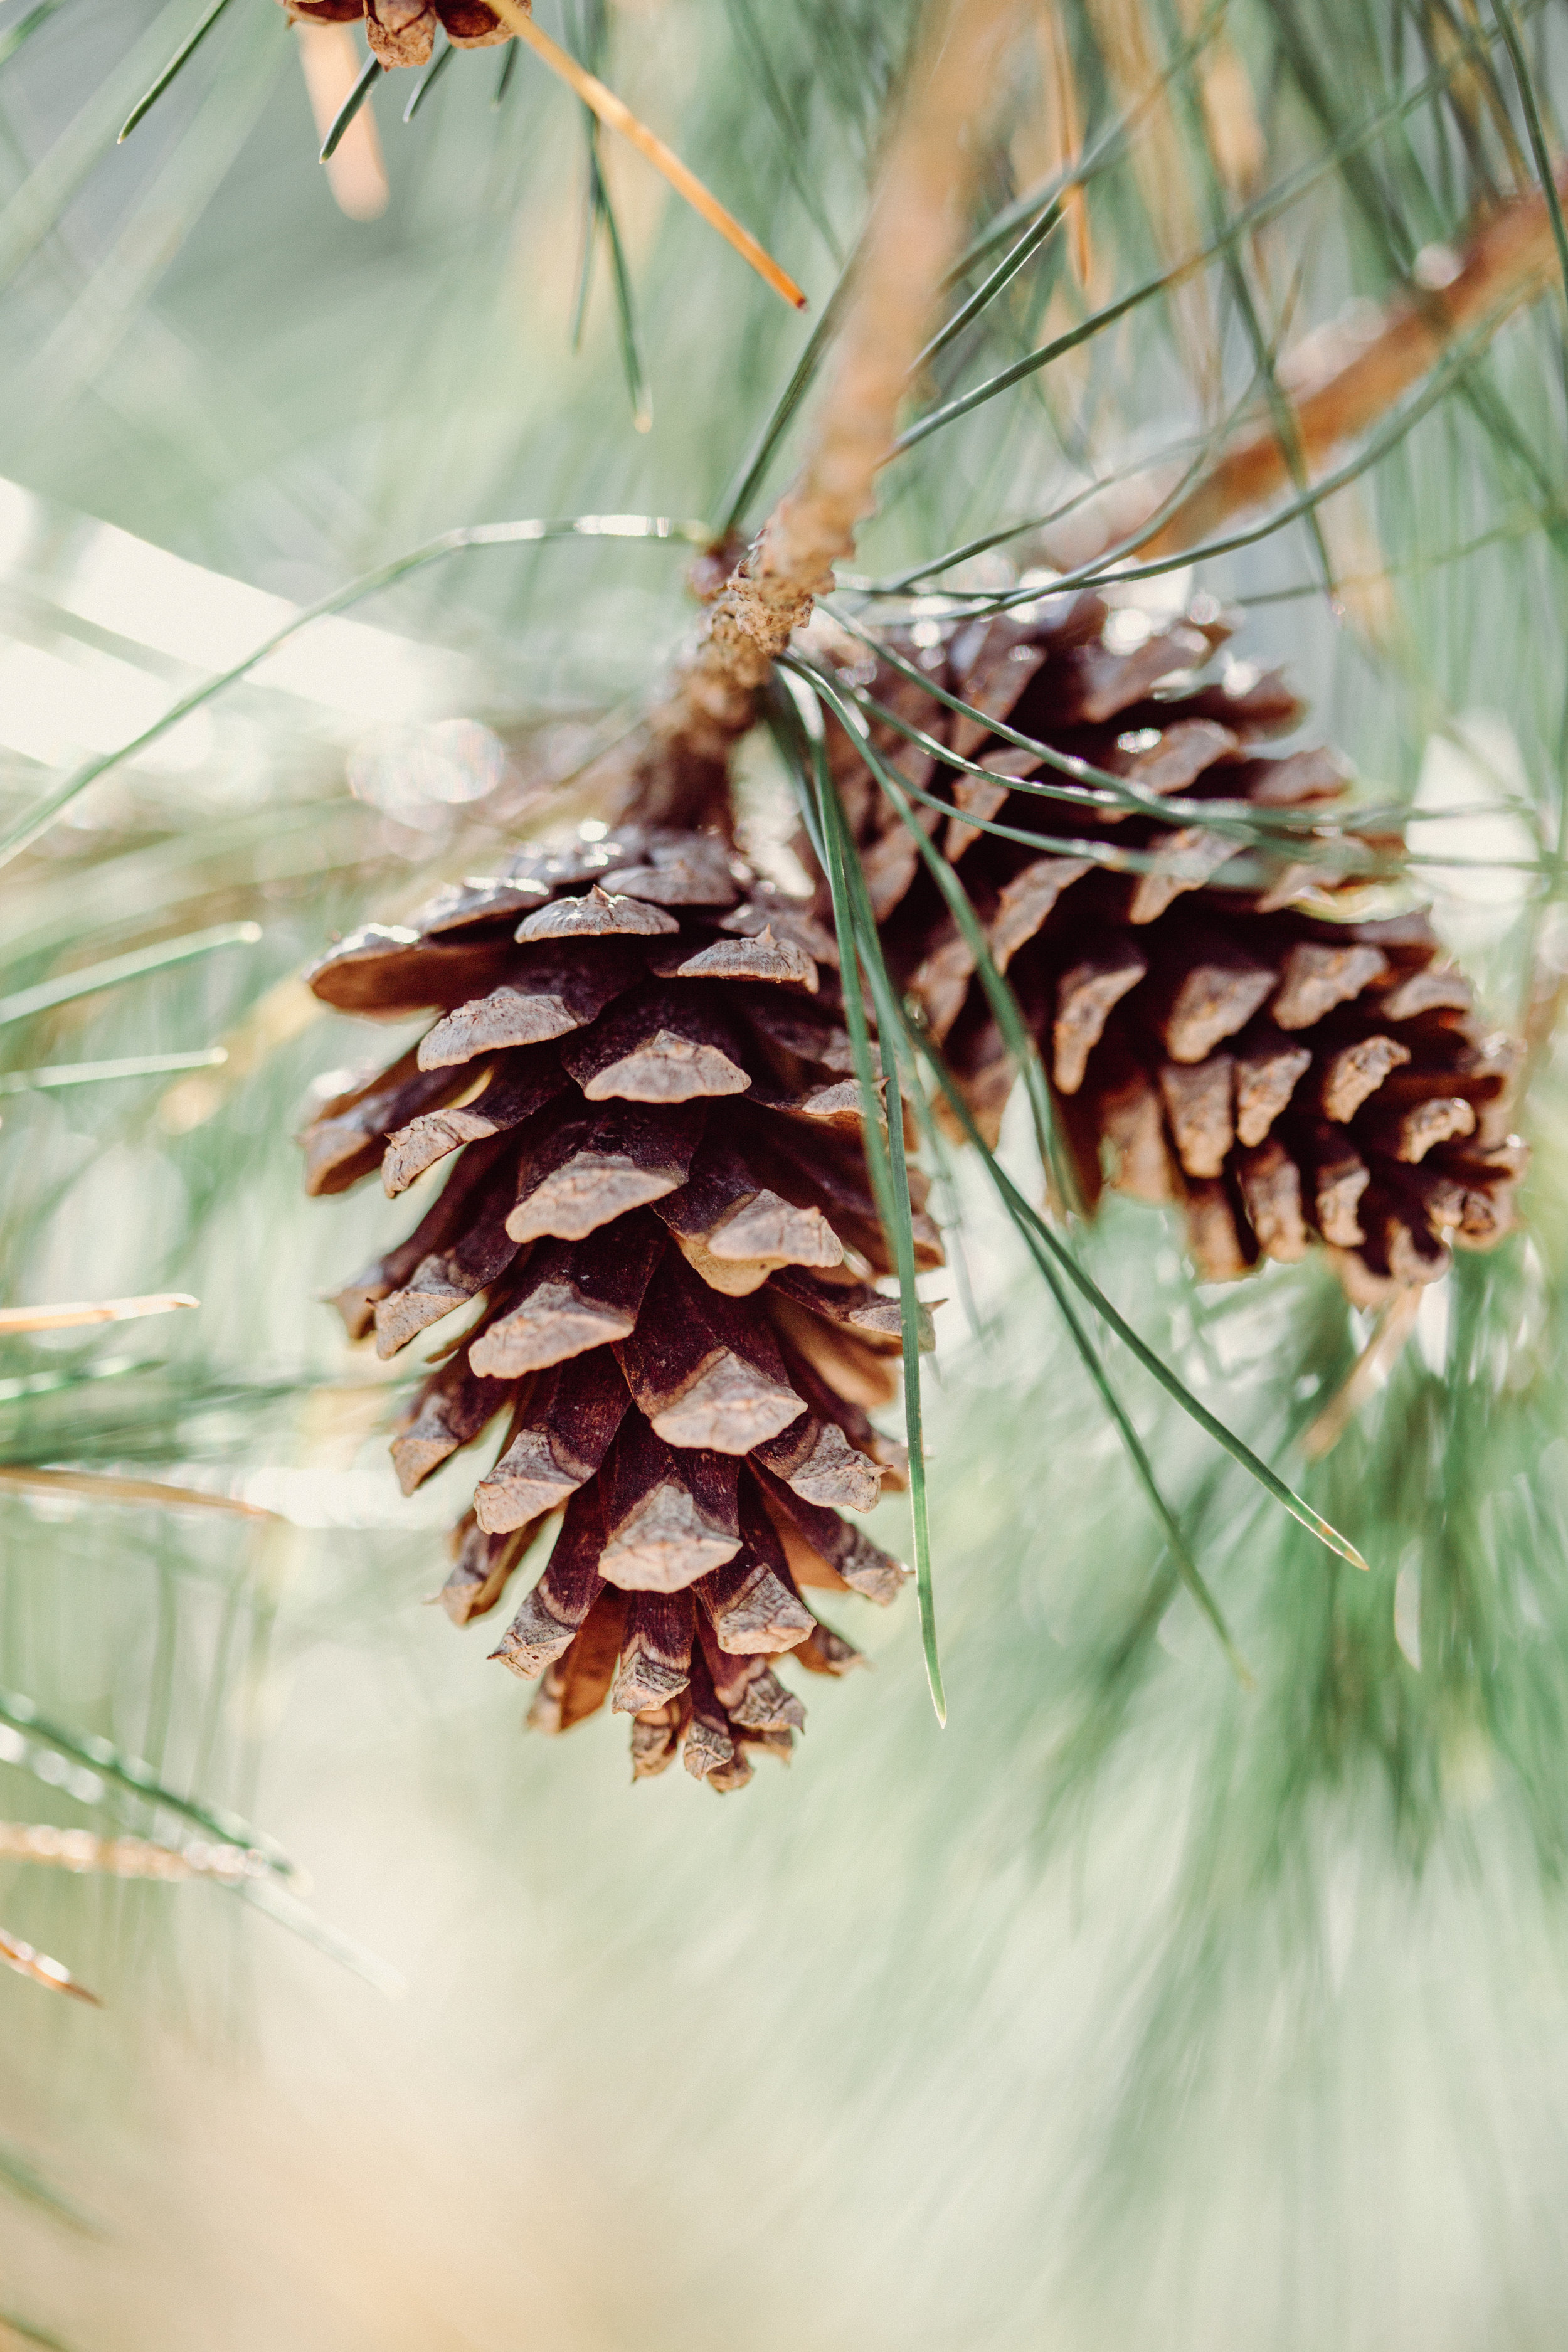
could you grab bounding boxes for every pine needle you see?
[961,1124,1372,1574]
[0,923,261,1029]
[0,1465,272,1520]
[0,0,68,71]
[0,1049,226,1096]
[786,663,1248,1680]
[482,0,807,309]
[0,1821,256,1880]
[0,1295,198,1334]
[0,1927,98,2005]
[0,519,707,866]
[0,1686,298,1878]
[117,0,237,143]
[799,697,945,1724]
[402,34,453,125]
[319,48,382,164]
[0,2137,95,2232]
[0,2312,80,2352]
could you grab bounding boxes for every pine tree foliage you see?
[1,0,1567,2343]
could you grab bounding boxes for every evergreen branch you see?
[894,8,1551,460]
[938,301,1547,613]
[924,0,1229,338]
[1106,150,1568,567]
[943,0,1249,281]
[603,0,1023,818]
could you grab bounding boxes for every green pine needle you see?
[798,699,945,1724]
[0,926,260,1032]
[0,0,68,72]
[403,35,455,125]
[0,1685,298,1879]
[118,0,238,144]
[320,50,382,165]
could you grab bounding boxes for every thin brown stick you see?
[1299,1286,1422,1460]
[1049,157,1568,570]
[0,1466,273,1520]
[484,0,804,310]
[0,1292,198,1333]
[0,1822,257,1880]
[0,1924,99,2004]
[617,0,1021,817]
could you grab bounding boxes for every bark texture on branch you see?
[607,0,1020,823]
[1045,154,1568,572]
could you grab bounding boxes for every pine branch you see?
[598,0,1022,822]
[1047,150,1568,569]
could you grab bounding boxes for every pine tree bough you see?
[817,591,1527,1305]
[586,0,1022,823]
[1041,152,1568,574]
[305,829,931,1789]
[299,0,1540,1793]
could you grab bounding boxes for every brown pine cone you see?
[303,824,938,1791]
[280,1,516,70]
[822,591,1526,1306]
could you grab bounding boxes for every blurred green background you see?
[3,1,1568,2343]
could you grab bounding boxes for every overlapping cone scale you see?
[303,824,934,1791]
[820,589,1526,1306]
[279,0,517,68]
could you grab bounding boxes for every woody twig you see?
[593,0,1021,823]
[1044,154,1568,571]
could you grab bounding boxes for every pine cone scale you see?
[825,594,1527,1294]
[307,820,938,1786]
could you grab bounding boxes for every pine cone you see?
[303,824,938,1791]
[822,592,1525,1306]
[280,1,515,69]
